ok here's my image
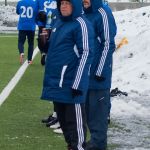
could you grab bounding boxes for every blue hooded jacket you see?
[84,0,117,89]
[41,0,94,103]
[16,0,38,31]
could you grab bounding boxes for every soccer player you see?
[37,0,57,65]
[16,0,38,64]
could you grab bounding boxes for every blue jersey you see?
[16,0,39,31]
[37,0,57,28]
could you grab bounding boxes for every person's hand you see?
[72,89,82,98]
[39,29,48,46]
[38,11,46,23]
[95,75,105,81]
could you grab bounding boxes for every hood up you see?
[57,0,83,20]
[84,0,103,13]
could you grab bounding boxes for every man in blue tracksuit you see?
[37,0,57,65]
[41,0,94,149]
[83,0,117,150]
[16,0,38,64]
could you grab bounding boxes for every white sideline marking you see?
[0,47,39,106]
[0,36,17,38]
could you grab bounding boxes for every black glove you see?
[95,75,105,82]
[38,11,47,23]
[110,88,128,97]
[72,89,82,98]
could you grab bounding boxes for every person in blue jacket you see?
[83,0,117,150]
[37,0,57,65]
[41,0,94,149]
[37,0,59,128]
[16,0,38,64]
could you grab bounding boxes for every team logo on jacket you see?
[52,28,56,32]
[44,1,57,12]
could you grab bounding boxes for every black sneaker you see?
[41,54,46,66]
[67,146,73,150]
[41,115,56,123]
[46,118,58,127]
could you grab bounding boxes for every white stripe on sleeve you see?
[96,8,110,76]
[72,17,89,89]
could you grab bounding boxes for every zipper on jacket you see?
[59,65,68,88]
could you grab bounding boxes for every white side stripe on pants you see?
[75,104,84,150]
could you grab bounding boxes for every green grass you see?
[0,35,37,92]
[0,36,20,92]
[0,36,66,150]
[0,36,118,150]
[0,33,18,36]
[0,53,67,150]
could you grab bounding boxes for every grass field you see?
[0,35,67,150]
[0,35,118,150]
[0,35,20,92]
[0,34,37,92]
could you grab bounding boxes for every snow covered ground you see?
[0,0,17,1]
[110,6,150,149]
[0,4,150,150]
[0,5,18,33]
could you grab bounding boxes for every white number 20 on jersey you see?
[20,6,33,18]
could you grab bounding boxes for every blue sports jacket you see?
[37,0,57,28]
[84,0,117,90]
[16,0,38,31]
[41,0,94,103]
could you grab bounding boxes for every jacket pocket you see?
[59,65,68,88]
